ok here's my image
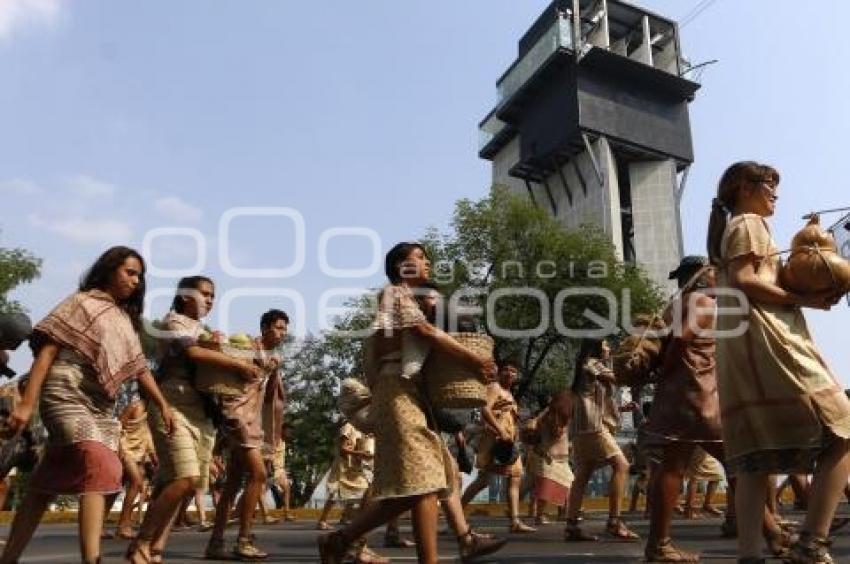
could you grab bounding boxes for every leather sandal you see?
[125,540,152,564]
[204,536,230,560]
[383,529,415,548]
[509,520,537,534]
[785,532,834,564]
[605,517,639,541]
[458,528,507,563]
[763,525,793,558]
[317,531,348,564]
[233,535,269,561]
[644,537,700,562]
[564,518,598,542]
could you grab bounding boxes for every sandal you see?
[564,518,598,542]
[125,540,152,564]
[764,525,793,558]
[785,532,834,564]
[645,537,700,562]
[509,520,537,534]
[317,531,348,564]
[150,549,163,564]
[350,544,389,564]
[233,535,269,561]
[116,527,137,540]
[316,521,333,531]
[701,505,723,517]
[458,528,507,563]
[383,529,415,548]
[204,536,230,560]
[605,517,639,541]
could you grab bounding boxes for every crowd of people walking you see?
[0,161,848,563]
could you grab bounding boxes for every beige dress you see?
[367,285,449,500]
[716,213,850,472]
[149,312,216,486]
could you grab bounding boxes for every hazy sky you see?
[2,0,849,381]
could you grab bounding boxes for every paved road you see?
[4,510,850,562]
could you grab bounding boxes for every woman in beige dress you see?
[129,275,265,563]
[564,338,639,542]
[708,161,850,563]
[461,361,537,533]
[0,246,174,564]
[317,242,496,564]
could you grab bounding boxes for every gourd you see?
[781,215,850,295]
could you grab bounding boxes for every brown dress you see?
[716,213,850,473]
[219,339,270,449]
[643,290,722,445]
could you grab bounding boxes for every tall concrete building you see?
[478,0,700,293]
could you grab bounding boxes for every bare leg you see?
[317,498,335,528]
[608,454,630,519]
[803,438,850,537]
[210,452,245,542]
[646,443,693,550]
[685,478,698,519]
[734,472,767,558]
[194,488,207,526]
[78,493,106,563]
[135,477,196,555]
[703,480,720,512]
[461,471,490,506]
[0,490,53,563]
[236,448,267,540]
[410,493,439,564]
[117,461,144,535]
[508,475,534,530]
[566,463,595,520]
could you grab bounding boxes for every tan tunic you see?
[326,422,371,501]
[570,358,624,465]
[149,312,216,485]
[476,383,523,477]
[716,214,850,472]
[644,291,722,444]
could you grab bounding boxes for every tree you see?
[421,185,663,409]
[0,244,42,314]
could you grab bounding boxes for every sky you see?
[2,0,850,381]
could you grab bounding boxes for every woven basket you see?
[423,333,491,409]
[194,344,255,396]
[339,378,374,433]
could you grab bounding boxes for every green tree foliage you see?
[423,186,663,408]
[0,244,42,314]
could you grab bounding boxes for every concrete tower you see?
[479,0,700,293]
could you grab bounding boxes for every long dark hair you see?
[171,275,214,316]
[571,338,605,392]
[79,246,146,331]
[706,161,780,265]
[385,242,428,285]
